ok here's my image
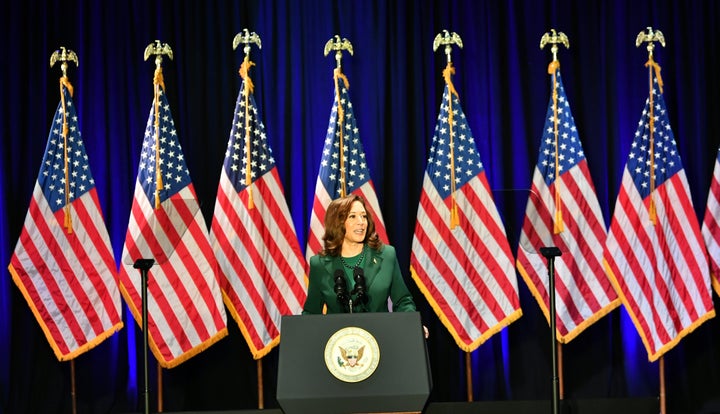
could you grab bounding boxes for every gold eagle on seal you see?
[338,345,365,368]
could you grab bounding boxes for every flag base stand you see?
[540,247,562,414]
[133,258,155,414]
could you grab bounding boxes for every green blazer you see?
[302,244,417,314]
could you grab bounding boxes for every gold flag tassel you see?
[334,67,350,198]
[153,66,166,209]
[443,62,460,229]
[240,55,256,209]
[60,76,75,234]
[645,56,663,225]
[548,60,564,234]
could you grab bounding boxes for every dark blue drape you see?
[3,1,720,413]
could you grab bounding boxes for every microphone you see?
[351,267,368,305]
[333,269,349,311]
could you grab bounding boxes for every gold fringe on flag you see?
[548,60,564,234]
[443,62,460,229]
[334,68,350,197]
[153,67,166,209]
[240,55,256,209]
[60,76,74,234]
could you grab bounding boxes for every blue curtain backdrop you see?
[2,0,720,413]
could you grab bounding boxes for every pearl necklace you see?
[340,245,366,270]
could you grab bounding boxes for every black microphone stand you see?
[539,247,562,414]
[133,258,155,414]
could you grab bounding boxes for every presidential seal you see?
[324,326,380,383]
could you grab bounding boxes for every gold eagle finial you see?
[324,35,353,68]
[540,29,569,62]
[433,30,463,63]
[144,40,173,70]
[50,47,79,77]
[636,26,665,48]
[540,29,569,50]
[636,27,665,58]
[233,28,262,57]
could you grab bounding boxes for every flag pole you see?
[141,40,173,414]
[636,26,665,225]
[433,30,475,400]
[50,46,80,414]
[324,35,354,198]
[232,29,267,408]
[540,29,569,405]
[635,26,667,414]
[70,359,77,414]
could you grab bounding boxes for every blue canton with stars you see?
[137,89,192,203]
[38,87,95,213]
[626,80,683,199]
[537,71,586,186]
[224,83,276,192]
[317,81,372,197]
[426,85,483,200]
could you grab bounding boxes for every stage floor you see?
[151,397,661,414]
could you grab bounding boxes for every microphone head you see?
[333,269,349,306]
[353,266,364,278]
[334,269,345,283]
[351,267,368,304]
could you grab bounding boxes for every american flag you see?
[306,71,388,261]
[8,85,123,360]
[604,78,715,362]
[119,86,227,368]
[410,75,522,352]
[702,147,720,295]
[516,70,619,343]
[210,69,307,360]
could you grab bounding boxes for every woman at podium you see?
[303,194,417,314]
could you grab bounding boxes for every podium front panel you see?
[277,312,431,414]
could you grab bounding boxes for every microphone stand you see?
[539,247,562,414]
[133,258,155,414]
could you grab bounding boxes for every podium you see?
[277,312,432,414]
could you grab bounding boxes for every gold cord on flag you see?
[645,56,664,225]
[240,55,256,209]
[635,27,665,225]
[433,31,463,230]
[334,68,350,197]
[323,35,353,198]
[153,67,166,209]
[50,47,79,234]
[540,29,569,234]
[60,76,74,233]
[143,40,174,209]
[442,62,460,229]
[548,60,564,234]
[232,30,262,210]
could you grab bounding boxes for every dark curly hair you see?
[320,194,382,257]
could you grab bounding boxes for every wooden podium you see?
[276,312,432,414]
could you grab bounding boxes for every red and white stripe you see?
[119,182,227,368]
[517,160,619,343]
[9,185,123,360]
[410,172,521,352]
[702,151,720,295]
[211,168,307,359]
[604,168,714,361]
